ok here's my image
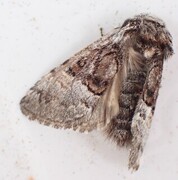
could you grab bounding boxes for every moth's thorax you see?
[114,14,173,61]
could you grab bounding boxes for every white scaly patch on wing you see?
[129,99,153,170]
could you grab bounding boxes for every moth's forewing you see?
[20,29,121,132]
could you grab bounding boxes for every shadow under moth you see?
[20,14,173,170]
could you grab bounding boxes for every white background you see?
[0,0,178,180]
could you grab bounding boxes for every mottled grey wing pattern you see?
[20,28,121,132]
[20,14,174,171]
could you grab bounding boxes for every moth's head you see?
[121,14,174,59]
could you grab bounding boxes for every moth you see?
[20,14,173,170]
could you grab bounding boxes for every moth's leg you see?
[129,55,164,170]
